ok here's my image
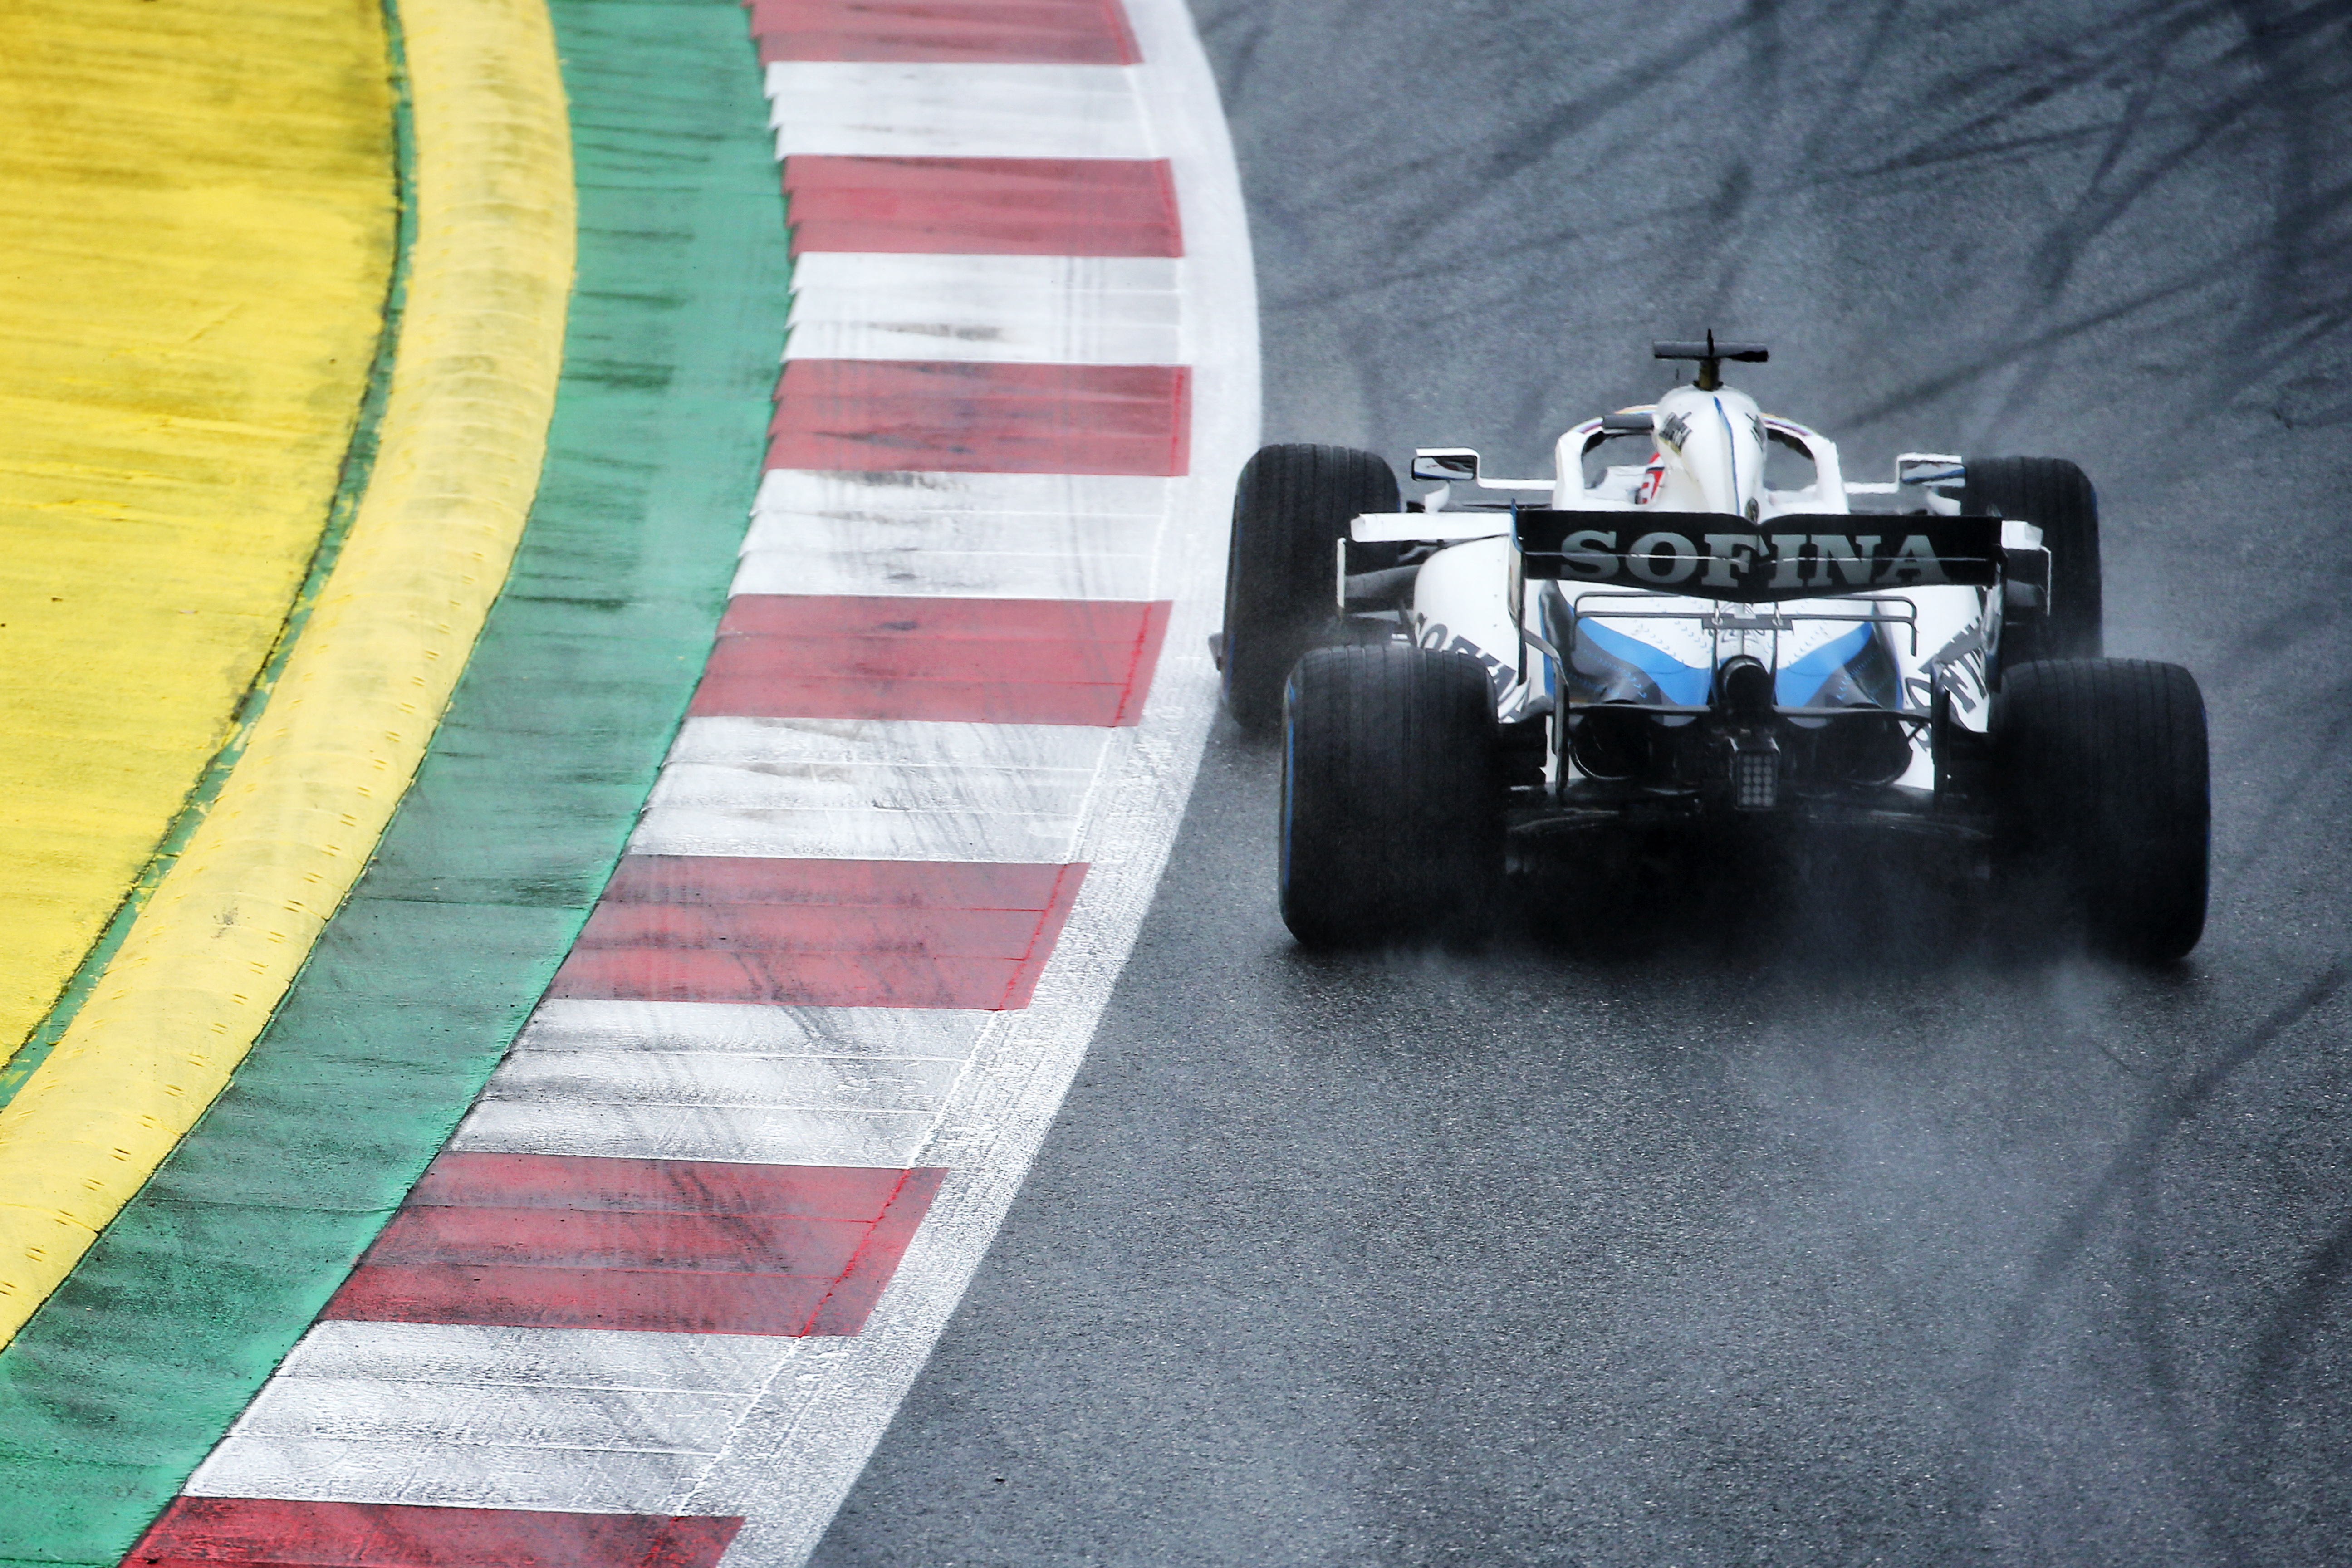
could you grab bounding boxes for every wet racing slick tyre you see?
[1965,456,2103,664]
[1221,443,1400,734]
[1280,643,1503,949]
[1994,658,2209,962]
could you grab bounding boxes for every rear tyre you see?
[1965,456,2103,663]
[1994,658,2209,962]
[1280,644,1503,949]
[1222,443,1400,733]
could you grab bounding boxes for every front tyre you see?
[1280,644,1503,949]
[1222,443,1400,733]
[1995,658,2210,962]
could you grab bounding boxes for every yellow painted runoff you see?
[0,0,576,1344]
[0,0,397,1055]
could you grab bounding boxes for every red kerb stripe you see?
[768,358,1189,477]
[552,860,1088,1009]
[603,854,1070,910]
[693,594,1171,725]
[749,0,1142,64]
[805,1161,942,1333]
[323,1265,842,1337]
[124,1498,740,1568]
[411,1152,914,1216]
[323,1161,946,1337]
[361,1206,878,1274]
[782,156,1180,257]
[578,903,1064,958]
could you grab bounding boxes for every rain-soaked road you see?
[815,1,2352,1562]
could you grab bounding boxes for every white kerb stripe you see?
[478,1051,963,1117]
[463,1005,992,1171]
[663,717,1111,774]
[732,544,1160,603]
[786,254,1182,366]
[739,469,1172,601]
[765,63,1150,160]
[458,1045,964,1167]
[451,1102,938,1169]
[190,1323,808,1515]
[750,470,1174,521]
[630,719,1112,864]
[515,1001,998,1063]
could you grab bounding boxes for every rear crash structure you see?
[1220,338,2210,961]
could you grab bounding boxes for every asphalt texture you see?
[811,2,2352,1563]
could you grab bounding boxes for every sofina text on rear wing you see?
[1511,511,2008,601]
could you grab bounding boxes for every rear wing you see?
[1510,511,2005,602]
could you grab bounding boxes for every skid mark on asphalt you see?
[1946,956,2352,1548]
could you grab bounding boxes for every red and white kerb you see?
[134,0,1255,1563]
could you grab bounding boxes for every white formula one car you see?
[1218,337,2210,961]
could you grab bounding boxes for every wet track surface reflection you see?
[816,1,2352,1562]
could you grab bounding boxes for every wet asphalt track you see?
[813,2,2352,1563]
